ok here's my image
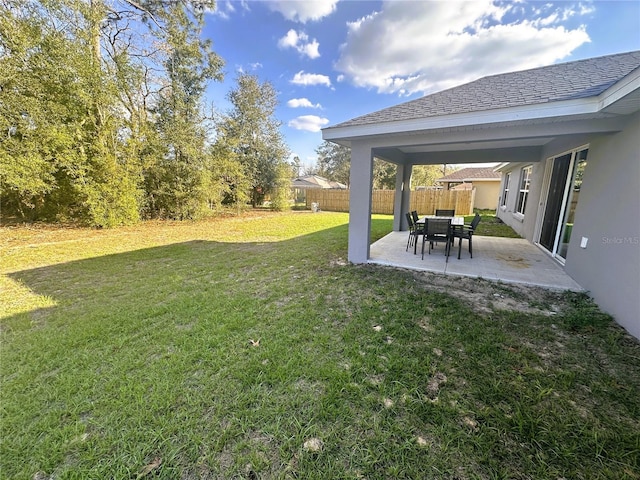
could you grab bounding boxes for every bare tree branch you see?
[121,0,164,31]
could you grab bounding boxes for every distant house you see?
[292,174,347,190]
[291,174,347,202]
[436,167,501,210]
[322,50,640,340]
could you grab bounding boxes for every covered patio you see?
[370,232,583,291]
[322,51,640,338]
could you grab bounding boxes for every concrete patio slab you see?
[369,232,584,291]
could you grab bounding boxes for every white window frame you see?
[500,172,511,209]
[534,144,590,264]
[515,165,533,216]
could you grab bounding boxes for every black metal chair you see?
[405,212,415,251]
[452,213,481,259]
[406,212,425,253]
[421,218,452,261]
[435,209,455,217]
[411,210,420,224]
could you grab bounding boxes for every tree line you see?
[0,0,290,226]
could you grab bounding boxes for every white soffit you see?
[398,136,554,153]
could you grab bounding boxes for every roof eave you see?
[437,177,499,182]
[463,178,501,182]
[322,97,602,142]
[599,66,640,112]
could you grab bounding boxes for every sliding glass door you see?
[538,147,588,262]
[539,153,571,252]
[557,150,587,260]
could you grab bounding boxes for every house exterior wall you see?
[496,161,546,240]
[473,182,501,210]
[497,113,640,338]
[564,112,640,339]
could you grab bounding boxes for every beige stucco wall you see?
[473,181,500,210]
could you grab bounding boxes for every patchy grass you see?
[1,211,639,479]
[465,210,521,238]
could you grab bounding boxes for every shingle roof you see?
[329,51,640,129]
[292,175,347,189]
[437,167,501,182]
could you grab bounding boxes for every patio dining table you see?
[414,215,466,257]
[418,215,465,227]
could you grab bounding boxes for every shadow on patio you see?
[370,231,584,291]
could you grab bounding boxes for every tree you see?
[0,0,141,226]
[0,5,73,220]
[135,1,224,219]
[291,155,302,178]
[313,142,399,189]
[0,0,221,226]
[372,159,396,190]
[269,160,293,211]
[207,135,250,213]
[315,141,350,186]
[0,0,225,224]
[214,73,290,208]
[411,165,446,189]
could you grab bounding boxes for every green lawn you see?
[465,210,522,238]
[1,212,638,479]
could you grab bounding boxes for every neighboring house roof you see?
[437,167,501,183]
[292,175,347,189]
[327,51,640,131]
[450,183,473,191]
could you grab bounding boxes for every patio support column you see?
[393,163,412,231]
[348,141,373,264]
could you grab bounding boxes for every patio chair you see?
[411,210,420,224]
[405,212,425,253]
[435,209,455,217]
[421,218,452,261]
[452,213,481,259]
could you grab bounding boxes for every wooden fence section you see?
[410,189,475,216]
[306,188,475,215]
[306,189,351,212]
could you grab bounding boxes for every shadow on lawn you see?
[3,218,393,330]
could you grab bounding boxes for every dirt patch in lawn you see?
[410,271,565,316]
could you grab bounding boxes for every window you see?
[516,166,532,215]
[501,172,511,207]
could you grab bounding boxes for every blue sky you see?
[202,0,640,171]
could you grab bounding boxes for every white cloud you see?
[335,0,591,96]
[211,0,249,19]
[278,29,320,59]
[291,71,332,87]
[287,98,322,108]
[278,29,300,48]
[288,115,330,132]
[267,0,339,23]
